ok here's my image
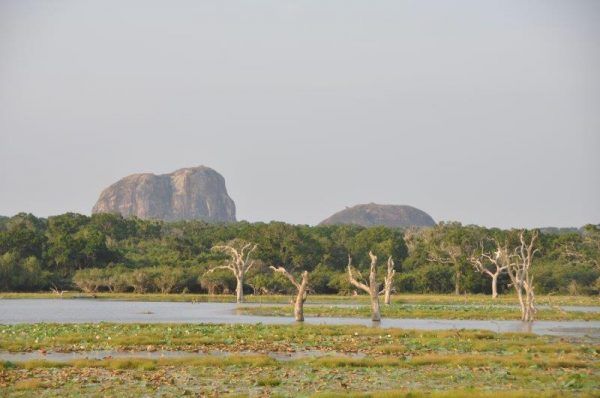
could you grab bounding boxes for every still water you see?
[0,349,366,362]
[1,299,598,338]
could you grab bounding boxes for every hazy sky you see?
[0,0,598,228]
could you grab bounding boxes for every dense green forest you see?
[0,212,598,295]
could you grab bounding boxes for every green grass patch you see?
[13,378,45,391]
[0,322,597,397]
[312,391,600,398]
[1,292,598,307]
[238,303,600,321]
[256,376,282,387]
[0,322,596,356]
[0,345,597,396]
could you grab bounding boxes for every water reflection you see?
[519,322,533,334]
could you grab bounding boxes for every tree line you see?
[0,212,598,298]
[201,229,554,322]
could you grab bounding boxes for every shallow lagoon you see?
[1,299,599,338]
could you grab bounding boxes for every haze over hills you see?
[319,203,436,229]
[92,166,236,222]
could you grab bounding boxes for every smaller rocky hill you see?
[319,203,435,228]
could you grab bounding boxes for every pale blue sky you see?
[0,0,598,228]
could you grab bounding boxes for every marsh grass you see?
[305,353,593,370]
[311,391,599,398]
[0,360,17,370]
[5,351,594,372]
[1,323,597,396]
[256,376,282,387]
[13,378,45,390]
[1,352,597,396]
[1,292,598,307]
[237,304,600,321]
[0,323,592,355]
[6,355,278,371]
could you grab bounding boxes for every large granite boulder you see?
[92,166,236,222]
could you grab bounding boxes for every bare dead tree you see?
[206,240,258,303]
[347,251,381,321]
[270,266,309,321]
[468,241,509,299]
[50,284,66,297]
[506,230,539,322]
[379,256,395,305]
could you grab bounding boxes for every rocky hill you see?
[319,203,435,228]
[92,166,236,222]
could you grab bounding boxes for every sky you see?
[0,0,598,228]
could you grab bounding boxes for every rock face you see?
[319,203,435,228]
[92,166,236,222]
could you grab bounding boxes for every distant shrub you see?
[0,253,50,292]
[199,267,235,295]
[73,268,105,293]
[127,268,155,293]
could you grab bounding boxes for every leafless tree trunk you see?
[491,273,499,299]
[270,266,309,321]
[348,251,381,321]
[50,285,66,297]
[235,277,244,302]
[469,241,510,299]
[206,241,258,303]
[380,256,395,305]
[506,230,539,322]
